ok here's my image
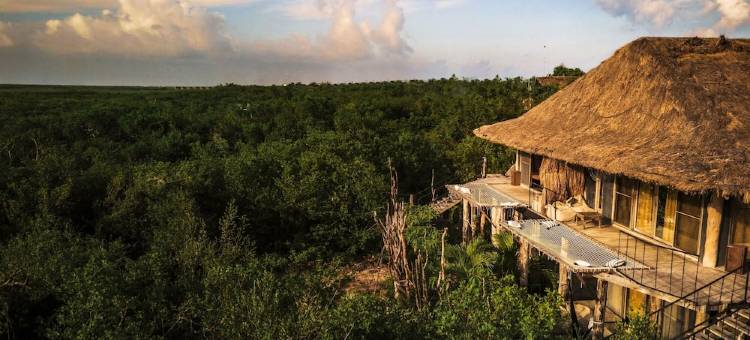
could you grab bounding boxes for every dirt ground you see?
[342,257,390,296]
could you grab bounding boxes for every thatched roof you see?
[475,37,750,197]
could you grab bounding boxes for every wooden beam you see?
[592,279,609,340]
[702,194,724,268]
[518,238,530,287]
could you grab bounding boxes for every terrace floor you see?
[451,175,749,308]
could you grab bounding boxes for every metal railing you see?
[648,264,750,339]
[614,231,708,301]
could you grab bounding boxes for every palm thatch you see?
[475,37,750,199]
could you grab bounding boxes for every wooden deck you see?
[462,175,749,308]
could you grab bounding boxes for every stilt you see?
[470,205,478,240]
[518,239,530,287]
[462,199,470,243]
[558,264,569,297]
[479,206,487,240]
[490,206,501,239]
[592,279,609,340]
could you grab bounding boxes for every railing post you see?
[680,255,687,296]
[655,246,659,288]
[694,260,700,295]
[745,271,749,302]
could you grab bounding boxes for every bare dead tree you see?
[375,161,412,301]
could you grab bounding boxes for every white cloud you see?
[32,0,231,57]
[0,0,257,12]
[0,0,116,13]
[255,0,411,61]
[0,22,13,47]
[714,0,750,29]
[594,0,681,27]
[594,0,750,33]
[370,0,412,55]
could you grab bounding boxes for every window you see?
[607,283,626,320]
[635,183,656,236]
[660,303,695,339]
[655,187,677,243]
[674,193,702,255]
[519,152,531,187]
[730,200,750,259]
[614,177,635,227]
[531,154,542,187]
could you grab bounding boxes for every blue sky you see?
[0,0,748,85]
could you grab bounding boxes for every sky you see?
[0,0,749,85]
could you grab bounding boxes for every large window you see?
[635,183,656,236]
[655,187,677,243]
[614,177,635,227]
[674,193,702,255]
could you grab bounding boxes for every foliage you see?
[552,64,585,77]
[432,276,563,339]
[611,312,659,340]
[0,79,561,338]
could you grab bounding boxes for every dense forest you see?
[0,76,584,339]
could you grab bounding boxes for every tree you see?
[552,64,585,77]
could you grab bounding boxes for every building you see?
[453,37,750,339]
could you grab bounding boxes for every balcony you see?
[448,175,749,309]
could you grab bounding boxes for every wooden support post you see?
[470,205,478,240]
[558,264,569,297]
[518,239,530,287]
[592,279,609,340]
[491,206,501,238]
[702,194,724,268]
[409,194,415,206]
[481,156,487,178]
[462,199,470,243]
[479,207,487,240]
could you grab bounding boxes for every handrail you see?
[648,265,745,318]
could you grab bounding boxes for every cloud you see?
[0,0,257,12]
[594,0,750,33]
[32,0,231,57]
[0,22,13,47]
[0,0,115,12]
[254,0,411,61]
[594,0,682,27]
[714,0,750,29]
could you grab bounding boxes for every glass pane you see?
[661,304,694,339]
[635,184,655,236]
[628,289,646,315]
[655,188,668,238]
[678,193,702,218]
[614,193,632,226]
[616,177,634,196]
[675,213,700,254]
[731,200,750,259]
[607,283,626,318]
